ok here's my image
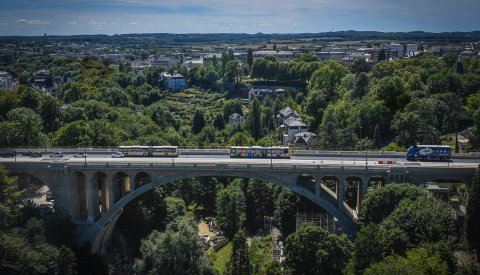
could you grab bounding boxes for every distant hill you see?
[1,31,479,44]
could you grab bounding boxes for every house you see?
[160,73,186,92]
[151,55,176,69]
[277,106,299,125]
[203,54,222,66]
[248,88,272,100]
[0,71,16,90]
[281,118,308,145]
[228,113,244,125]
[253,50,294,62]
[28,70,62,96]
[182,59,203,69]
[294,132,317,148]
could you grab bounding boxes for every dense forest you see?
[1,51,480,151]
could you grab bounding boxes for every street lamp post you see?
[365,149,368,170]
[84,147,87,165]
[270,135,273,166]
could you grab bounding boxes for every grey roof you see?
[285,118,307,128]
[279,106,298,118]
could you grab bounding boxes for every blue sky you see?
[0,0,479,35]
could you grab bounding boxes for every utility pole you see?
[365,150,368,170]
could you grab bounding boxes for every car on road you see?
[22,151,33,156]
[0,151,15,158]
[74,152,87,158]
[112,152,125,158]
[29,152,42,157]
[49,152,64,158]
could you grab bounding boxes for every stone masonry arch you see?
[81,170,357,253]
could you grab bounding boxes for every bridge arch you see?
[81,170,357,253]
[133,171,152,189]
[8,171,51,205]
[72,171,88,220]
[112,172,131,204]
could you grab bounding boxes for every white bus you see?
[118,146,179,157]
[229,146,290,158]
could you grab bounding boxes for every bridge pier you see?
[86,172,102,224]
[337,175,345,211]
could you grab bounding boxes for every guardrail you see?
[3,146,479,157]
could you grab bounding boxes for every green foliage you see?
[364,246,449,275]
[248,236,279,275]
[465,166,480,257]
[382,196,456,246]
[359,183,426,225]
[52,120,94,146]
[228,132,255,146]
[134,215,214,275]
[248,99,261,140]
[6,107,46,146]
[216,181,246,237]
[284,223,353,275]
[273,189,299,236]
[227,229,252,275]
[192,109,206,135]
[382,142,405,152]
[0,165,23,231]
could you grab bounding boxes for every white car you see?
[49,152,63,158]
[112,152,125,158]
[74,152,87,158]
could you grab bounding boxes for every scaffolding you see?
[296,209,337,232]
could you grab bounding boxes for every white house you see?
[160,73,186,92]
[228,113,244,125]
[281,118,308,145]
[0,71,16,90]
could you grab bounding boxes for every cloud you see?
[129,22,139,25]
[69,21,77,24]
[16,19,48,25]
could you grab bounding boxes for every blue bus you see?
[406,145,452,161]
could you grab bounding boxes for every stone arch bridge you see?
[2,160,476,254]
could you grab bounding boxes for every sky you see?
[0,0,479,36]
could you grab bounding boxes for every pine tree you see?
[465,165,480,261]
[191,109,206,135]
[0,165,22,230]
[247,48,253,70]
[248,99,261,140]
[228,229,251,275]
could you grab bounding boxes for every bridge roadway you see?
[1,151,478,254]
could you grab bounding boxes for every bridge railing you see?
[53,162,391,173]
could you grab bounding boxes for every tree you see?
[6,107,45,146]
[382,196,455,246]
[378,49,387,61]
[248,99,261,140]
[164,196,187,224]
[213,113,225,130]
[359,184,425,225]
[227,229,251,275]
[284,223,353,275]
[364,246,449,275]
[192,109,206,134]
[308,61,349,100]
[224,60,240,83]
[228,132,255,146]
[352,72,369,99]
[273,189,299,236]
[134,215,214,275]
[40,96,62,133]
[465,165,480,260]
[52,120,94,146]
[216,182,246,237]
[247,48,254,70]
[0,165,22,231]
